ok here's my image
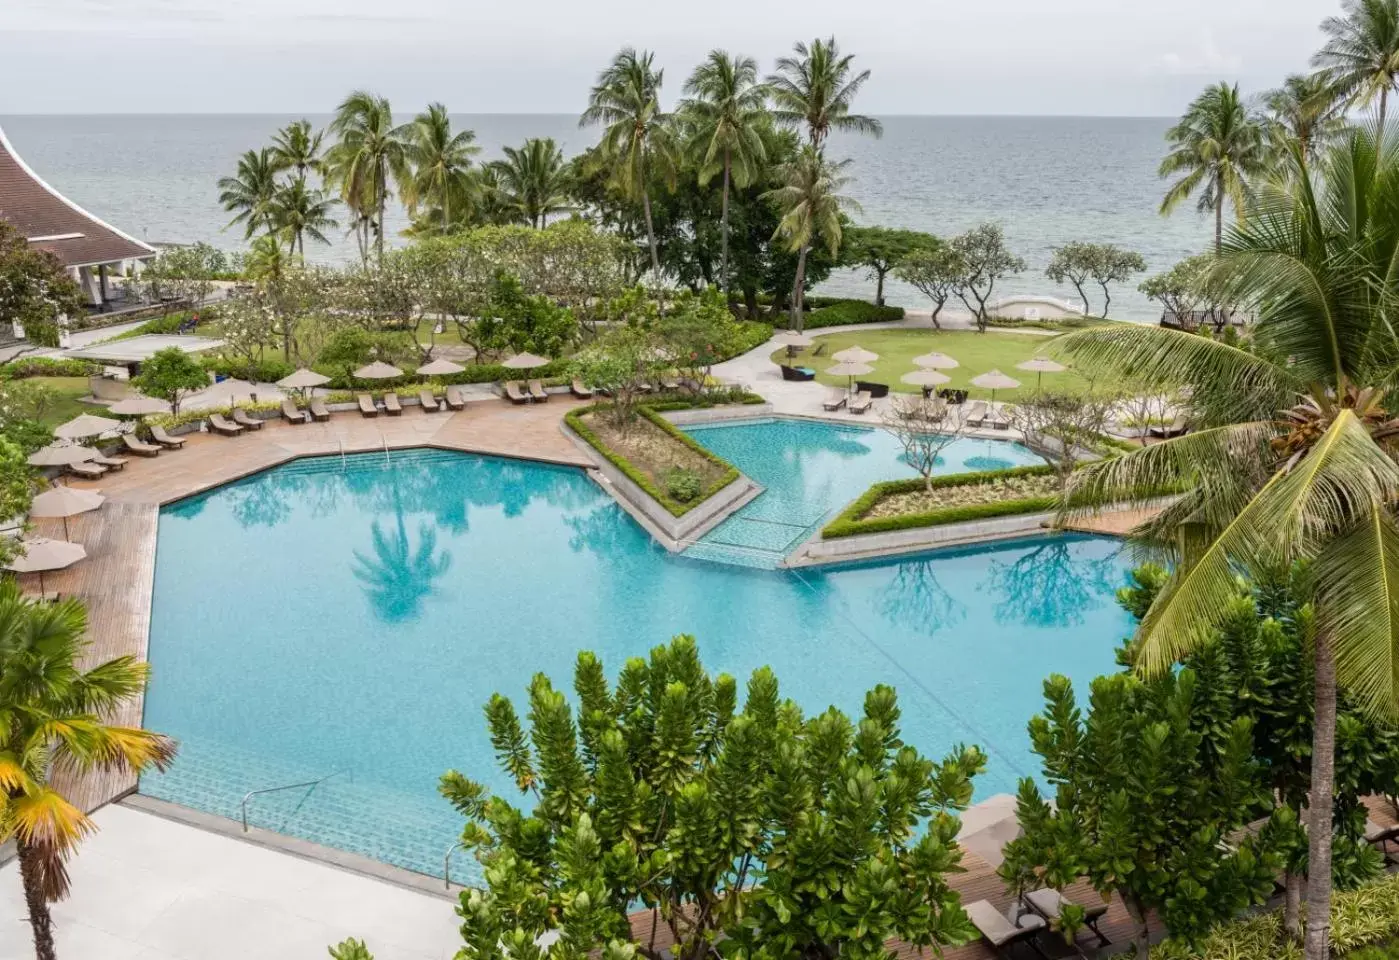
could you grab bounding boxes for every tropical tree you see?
[1050,128,1399,960]
[490,138,571,228]
[949,224,1024,332]
[403,103,480,234]
[1314,0,1399,133]
[326,91,411,263]
[268,119,324,179]
[895,242,964,329]
[1159,83,1266,252]
[764,146,858,330]
[0,583,176,960]
[1044,241,1146,319]
[767,36,882,147]
[134,346,210,416]
[217,148,279,239]
[267,177,338,260]
[1262,73,1349,172]
[0,220,84,347]
[679,50,770,293]
[844,226,940,306]
[580,48,674,278]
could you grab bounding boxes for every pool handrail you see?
[239,771,344,832]
[444,840,467,889]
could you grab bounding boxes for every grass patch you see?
[31,377,98,428]
[822,465,1060,539]
[772,327,1130,401]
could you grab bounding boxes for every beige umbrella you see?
[353,360,404,380]
[957,793,1021,869]
[913,351,959,370]
[826,361,875,394]
[107,393,171,416]
[832,345,879,365]
[1016,357,1068,390]
[8,538,87,597]
[54,413,122,440]
[277,368,333,390]
[500,352,552,370]
[28,444,99,468]
[30,486,105,541]
[417,357,466,377]
[970,369,1022,404]
[900,369,951,388]
[775,329,815,367]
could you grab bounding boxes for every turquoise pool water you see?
[681,418,1042,566]
[142,431,1134,882]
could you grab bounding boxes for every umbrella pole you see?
[62,516,69,542]
[38,571,44,599]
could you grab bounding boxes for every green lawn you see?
[771,328,1126,401]
[32,377,98,428]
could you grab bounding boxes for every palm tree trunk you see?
[641,188,661,279]
[1303,631,1338,960]
[18,840,58,960]
[1381,87,1389,141]
[791,245,809,333]
[1214,190,1224,255]
[720,151,731,296]
[1284,870,1302,942]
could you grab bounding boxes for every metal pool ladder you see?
[443,840,466,889]
[338,438,346,469]
[381,434,390,466]
[239,771,346,832]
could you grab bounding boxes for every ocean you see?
[0,114,1211,321]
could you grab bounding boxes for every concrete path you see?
[0,804,458,960]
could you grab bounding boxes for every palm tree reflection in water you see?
[877,559,966,635]
[986,538,1120,628]
[352,509,452,622]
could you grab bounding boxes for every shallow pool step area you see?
[140,737,468,883]
[682,494,833,569]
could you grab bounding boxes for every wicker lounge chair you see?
[528,379,549,402]
[504,381,529,404]
[209,413,244,436]
[1024,888,1110,947]
[66,461,107,479]
[383,392,402,416]
[988,405,1012,431]
[571,378,594,399]
[232,408,264,430]
[149,425,185,449]
[358,394,378,417]
[964,400,989,428]
[309,399,331,421]
[419,390,441,412]
[822,388,847,412]
[444,386,466,411]
[965,901,1046,959]
[848,390,873,414]
[92,455,127,471]
[121,434,161,457]
[281,400,310,424]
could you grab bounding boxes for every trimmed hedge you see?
[804,300,906,329]
[565,403,741,517]
[0,357,100,379]
[821,465,1059,539]
[203,355,296,385]
[726,321,775,358]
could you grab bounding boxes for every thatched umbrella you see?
[831,345,879,365]
[352,361,404,380]
[970,369,1021,405]
[774,330,815,367]
[27,445,99,468]
[900,369,951,388]
[417,357,466,377]
[277,368,333,390]
[107,394,171,416]
[913,351,959,370]
[1015,356,1067,390]
[500,352,552,370]
[826,361,874,394]
[54,413,122,440]
[30,486,105,541]
[7,538,87,597]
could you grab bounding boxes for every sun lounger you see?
[988,406,1011,431]
[208,413,244,436]
[92,455,127,471]
[419,390,441,412]
[66,461,107,479]
[1024,888,1110,947]
[121,434,161,457]
[659,375,681,391]
[309,399,331,422]
[383,392,402,416]
[504,381,529,404]
[848,390,873,414]
[232,408,264,430]
[822,389,847,412]
[965,900,1046,959]
[444,386,466,411]
[571,378,594,399]
[528,379,549,402]
[149,425,185,449]
[358,395,378,417]
[1366,819,1399,858]
[964,400,989,428]
[281,400,310,424]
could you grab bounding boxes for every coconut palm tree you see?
[0,583,176,960]
[679,50,770,294]
[580,48,674,278]
[267,177,338,261]
[326,91,411,264]
[1053,128,1399,960]
[763,146,859,330]
[767,37,882,147]
[403,103,480,234]
[490,137,572,228]
[1314,0,1399,133]
[1262,73,1350,172]
[1159,82,1266,253]
[269,119,324,180]
[216,148,278,239]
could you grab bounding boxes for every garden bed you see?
[822,465,1060,538]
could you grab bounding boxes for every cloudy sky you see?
[3,0,1340,115]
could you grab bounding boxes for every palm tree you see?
[267,177,338,261]
[580,48,674,278]
[1159,82,1265,253]
[243,233,288,284]
[763,146,858,331]
[1053,128,1399,960]
[269,119,324,180]
[0,583,176,960]
[216,148,278,239]
[1314,0,1399,133]
[326,91,411,263]
[767,37,882,147]
[490,137,572,228]
[1262,73,1349,172]
[403,103,480,234]
[680,51,770,294]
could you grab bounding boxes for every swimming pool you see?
[141,428,1134,882]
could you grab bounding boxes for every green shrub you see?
[822,465,1058,539]
[803,300,905,329]
[146,399,284,430]
[723,321,775,358]
[666,468,702,503]
[0,357,99,379]
[202,355,295,385]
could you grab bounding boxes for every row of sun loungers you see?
[966,887,1110,958]
[821,389,873,414]
[505,380,550,404]
[64,424,188,479]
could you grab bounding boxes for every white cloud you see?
[1156,30,1246,76]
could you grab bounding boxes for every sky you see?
[1,0,1343,116]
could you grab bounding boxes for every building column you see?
[98,264,110,302]
[77,266,102,307]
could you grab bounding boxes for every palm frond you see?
[1315,506,1399,718]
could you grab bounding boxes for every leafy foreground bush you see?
[803,299,905,328]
